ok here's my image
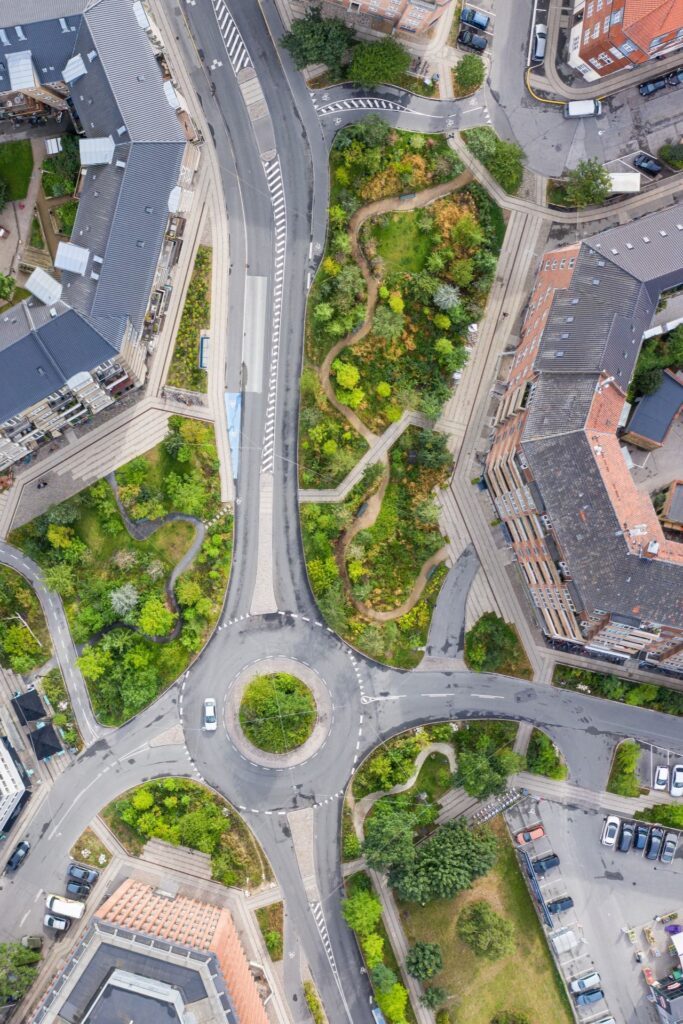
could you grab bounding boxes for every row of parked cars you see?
[44,863,100,932]
[601,815,678,863]
[458,6,490,52]
[639,67,683,96]
[654,763,683,796]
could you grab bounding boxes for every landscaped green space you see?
[454,721,523,800]
[636,803,683,828]
[407,751,452,802]
[553,664,683,716]
[167,245,211,392]
[256,902,284,961]
[39,667,82,750]
[353,729,430,799]
[30,214,46,250]
[658,142,683,170]
[607,739,643,797]
[0,564,50,674]
[299,368,368,489]
[239,673,316,753]
[461,127,526,195]
[41,134,80,198]
[105,778,270,888]
[452,54,486,98]
[12,417,231,725]
[525,729,567,780]
[70,827,111,869]
[628,323,683,400]
[371,210,434,275]
[53,198,78,236]
[0,942,41,1007]
[0,140,34,201]
[398,819,573,1024]
[464,612,532,679]
[342,799,362,861]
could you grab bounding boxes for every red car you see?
[515,826,545,845]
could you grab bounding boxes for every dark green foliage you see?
[0,273,15,302]
[349,38,411,88]
[280,6,356,74]
[406,941,443,980]
[167,246,211,392]
[40,667,81,750]
[0,179,7,212]
[0,139,34,200]
[371,963,398,993]
[525,729,567,780]
[461,127,525,195]
[0,565,49,673]
[53,199,78,236]
[457,900,515,960]
[239,673,316,753]
[391,819,497,904]
[607,739,641,797]
[363,794,437,872]
[464,612,524,673]
[454,54,485,94]
[635,803,683,828]
[553,664,683,716]
[629,324,683,401]
[658,142,683,169]
[454,721,523,799]
[491,1011,531,1023]
[421,987,446,1008]
[565,158,611,207]
[354,729,427,798]
[0,942,41,1003]
[41,133,80,197]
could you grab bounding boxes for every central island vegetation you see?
[239,672,317,753]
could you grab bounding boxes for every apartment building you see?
[568,0,683,80]
[486,207,683,670]
[321,0,450,35]
[0,738,26,835]
[0,0,192,473]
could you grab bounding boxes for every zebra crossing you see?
[261,157,287,474]
[212,0,252,75]
[314,96,408,117]
[311,901,340,980]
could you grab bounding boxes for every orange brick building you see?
[320,0,450,35]
[568,0,683,80]
[486,207,683,671]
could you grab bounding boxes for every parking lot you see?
[508,797,682,1024]
[635,741,683,791]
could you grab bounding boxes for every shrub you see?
[406,941,443,980]
[462,127,525,195]
[349,38,411,87]
[341,889,383,936]
[239,673,316,753]
[607,739,641,797]
[635,803,683,828]
[455,54,485,93]
[303,981,325,1024]
[525,729,567,780]
[457,900,515,959]
[658,142,683,169]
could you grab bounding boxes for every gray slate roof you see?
[626,371,683,444]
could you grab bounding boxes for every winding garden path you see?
[318,169,473,623]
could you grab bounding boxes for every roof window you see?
[14,26,26,41]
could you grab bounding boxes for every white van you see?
[45,893,85,920]
[563,99,602,118]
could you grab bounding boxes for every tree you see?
[372,305,404,341]
[632,365,662,396]
[636,804,683,828]
[340,889,382,936]
[421,987,446,1008]
[43,562,76,598]
[455,53,485,93]
[332,358,360,389]
[565,158,611,208]
[0,942,41,1004]
[0,273,14,302]
[376,982,409,1024]
[280,6,356,75]
[406,941,442,980]
[391,820,497,904]
[361,932,385,967]
[371,963,397,993]
[137,595,175,637]
[464,612,520,672]
[363,795,436,873]
[433,283,460,311]
[110,583,139,617]
[349,38,411,88]
[457,900,515,960]
[175,577,202,607]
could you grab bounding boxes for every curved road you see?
[2,6,683,1024]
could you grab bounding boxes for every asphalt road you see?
[4,5,683,1024]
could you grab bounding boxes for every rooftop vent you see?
[611,248,618,254]
[136,240,145,249]
[571,298,579,305]
[592,278,600,285]
[643,236,650,243]
[87,49,97,61]
[626,243,634,249]
[566,316,574,323]
[597,260,605,267]
[659,230,667,237]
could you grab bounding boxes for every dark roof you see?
[11,689,45,725]
[668,483,683,524]
[627,370,683,444]
[86,987,183,1024]
[524,372,599,440]
[28,722,62,760]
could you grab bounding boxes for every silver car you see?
[203,697,217,732]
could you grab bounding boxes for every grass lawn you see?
[0,140,33,200]
[70,827,111,869]
[256,902,284,961]
[167,245,211,392]
[499,623,533,679]
[371,211,432,275]
[398,819,573,1024]
[30,215,46,250]
[53,198,78,236]
[405,751,452,802]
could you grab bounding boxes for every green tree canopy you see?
[280,6,356,75]
[636,803,683,828]
[565,158,611,208]
[376,982,409,1024]
[457,900,515,960]
[455,53,485,92]
[464,612,519,672]
[0,273,15,302]
[363,795,437,873]
[391,820,497,904]
[137,595,175,637]
[340,888,383,936]
[349,38,411,88]
[405,941,443,980]
[0,942,41,1004]
[371,963,397,993]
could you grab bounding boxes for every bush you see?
[658,142,683,169]
[349,38,411,87]
[454,54,485,94]
[281,7,356,75]
[341,888,383,936]
[462,127,525,194]
[41,133,80,197]
[565,157,611,208]
[406,941,442,980]
[304,981,325,1024]
[239,673,316,753]
[457,900,515,960]
[635,803,683,828]
[464,612,523,673]
[607,739,641,797]
[553,664,683,716]
[167,246,211,392]
[525,729,567,780]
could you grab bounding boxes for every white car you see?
[654,765,669,791]
[670,764,683,797]
[570,972,601,994]
[203,697,217,732]
[44,913,70,931]
[601,815,620,847]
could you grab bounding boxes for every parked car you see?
[66,880,91,898]
[203,697,218,732]
[666,67,683,85]
[68,863,99,885]
[634,153,663,176]
[634,823,649,850]
[646,826,664,860]
[5,840,30,872]
[45,894,85,920]
[515,825,545,845]
[601,815,620,847]
[547,896,574,914]
[533,23,547,61]
[660,832,678,864]
[670,764,683,796]
[639,76,667,96]
[570,972,601,994]
[576,989,605,1006]
[460,6,490,29]
[458,28,488,51]
[21,935,43,950]
[44,913,70,931]
[618,821,634,852]
[654,765,670,790]
[532,854,560,874]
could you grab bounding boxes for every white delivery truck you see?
[563,99,602,118]
[45,893,85,920]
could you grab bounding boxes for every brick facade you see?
[568,0,683,80]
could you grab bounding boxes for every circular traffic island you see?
[239,672,316,754]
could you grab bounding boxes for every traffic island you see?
[227,657,332,769]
